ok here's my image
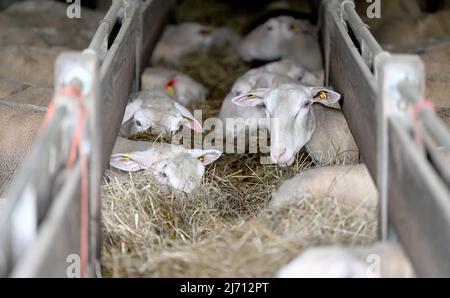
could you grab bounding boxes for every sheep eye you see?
[135,120,142,127]
[199,29,210,36]
[290,23,301,32]
[266,25,273,31]
[198,156,205,163]
[314,91,328,101]
[161,172,167,178]
[247,94,257,99]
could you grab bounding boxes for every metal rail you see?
[323,0,450,277]
[0,0,174,277]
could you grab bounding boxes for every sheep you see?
[0,76,53,196]
[151,23,242,66]
[419,42,450,109]
[0,77,53,107]
[271,164,377,209]
[151,23,213,66]
[277,242,415,278]
[231,59,324,97]
[110,137,222,193]
[0,45,65,86]
[120,90,203,137]
[141,67,207,109]
[368,11,450,52]
[221,84,358,166]
[239,16,323,71]
[0,101,45,197]
[0,27,93,49]
[272,164,414,278]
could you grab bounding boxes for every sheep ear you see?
[110,151,158,172]
[231,88,270,107]
[174,102,203,133]
[122,99,142,124]
[309,87,341,107]
[187,149,222,165]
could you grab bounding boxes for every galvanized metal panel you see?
[388,120,450,277]
[11,167,82,277]
[98,1,140,173]
[325,8,379,180]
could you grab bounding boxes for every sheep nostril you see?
[273,148,287,160]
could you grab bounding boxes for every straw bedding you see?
[100,0,377,277]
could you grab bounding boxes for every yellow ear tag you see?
[317,91,328,100]
[290,23,301,32]
[121,154,133,161]
[166,86,175,97]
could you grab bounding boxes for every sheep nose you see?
[272,148,287,160]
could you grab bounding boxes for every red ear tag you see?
[165,79,177,96]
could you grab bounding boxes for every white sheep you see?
[121,90,203,137]
[273,164,414,278]
[277,242,415,278]
[110,137,221,193]
[239,16,323,71]
[231,59,324,97]
[271,164,377,209]
[0,45,65,86]
[222,84,358,166]
[0,101,46,197]
[420,42,450,109]
[141,67,207,109]
[151,23,213,66]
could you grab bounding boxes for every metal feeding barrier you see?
[322,0,450,277]
[0,0,175,277]
[0,0,449,277]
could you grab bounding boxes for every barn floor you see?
[100,0,377,277]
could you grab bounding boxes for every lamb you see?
[151,23,213,66]
[221,84,358,166]
[272,164,414,278]
[367,11,450,52]
[419,42,450,109]
[0,45,65,86]
[0,77,53,106]
[0,27,93,50]
[120,90,203,137]
[110,137,221,193]
[141,67,207,109]
[239,16,323,71]
[277,242,415,278]
[231,59,324,96]
[0,101,45,197]
[271,164,377,209]
[0,76,53,197]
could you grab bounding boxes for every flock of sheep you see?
[109,4,431,277]
[0,0,448,277]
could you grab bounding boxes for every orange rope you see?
[40,84,90,277]
[412,99,435,148]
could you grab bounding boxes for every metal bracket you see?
[375,54,426,241]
